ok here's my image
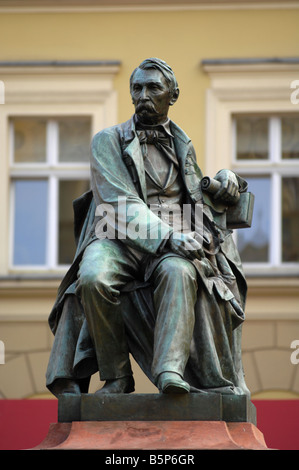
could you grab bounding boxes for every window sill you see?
[1,268,298,287]
[0,273,298,322]
[0,276,62,322]
[245,276,299,321]
[0,275,62,297]
[244,265,299,278]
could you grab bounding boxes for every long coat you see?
[47,116,250,396]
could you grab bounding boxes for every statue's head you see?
[130,58,180,125]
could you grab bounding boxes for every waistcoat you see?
[144,143,191,233]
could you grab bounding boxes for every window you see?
[0,60,120,276]
[202,58,299,276]
[232,114,299,271]
[10,116,91,270]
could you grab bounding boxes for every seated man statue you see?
[46,58,250,398]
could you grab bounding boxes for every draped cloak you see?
[46,116,250,396]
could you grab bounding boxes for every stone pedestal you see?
[34,393,269,450]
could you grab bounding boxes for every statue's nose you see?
[140,87,150,100]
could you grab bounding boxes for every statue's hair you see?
[130,58,178,94]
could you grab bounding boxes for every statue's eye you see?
[149,84,160,91]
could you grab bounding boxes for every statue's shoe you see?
[95,376,135,395]
[50,379,81,397]
[157,372,190,394]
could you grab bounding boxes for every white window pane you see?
[282,177,299,262]
[13,179,48,265]
[12,117,47,163]
[281,116,299,160]
[237,176,271,262]
[58,179,90,265]
[236,116,269,160]
[58,117,91,163]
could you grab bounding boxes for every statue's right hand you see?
[169,232,204,260]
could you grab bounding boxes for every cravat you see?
[136,129,179,167]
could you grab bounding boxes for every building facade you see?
[0,1,298,411]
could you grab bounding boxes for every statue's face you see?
[131,68,176,125]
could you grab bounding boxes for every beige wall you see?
[0,3,299,399]
[1,277,298,399]
[0,6,299,166]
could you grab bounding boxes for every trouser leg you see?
[151,256,198,382]
[76,239,139,381]
[46,295,83,387]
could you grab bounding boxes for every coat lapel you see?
[170,121,202,194]
[172,126,189,170]
[121,117,148,202]
[120,117,202,205]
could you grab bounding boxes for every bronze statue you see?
[46,58,251,398]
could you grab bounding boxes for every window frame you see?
[9,116,92,272]
[202,58,299,277]
[232,114,299,272]
[0,61,120,276]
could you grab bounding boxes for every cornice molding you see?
[0,276,298,322]
[202,58,299,102]
[0,60,121,75]
[0,0,298,13]
[202,57,299,74]
[0,61,121,104]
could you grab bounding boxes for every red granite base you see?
[33,420,269,450]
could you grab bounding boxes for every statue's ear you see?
[170,87,180,106]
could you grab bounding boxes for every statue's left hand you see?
[169,231,205,261]
[213,169,240,204]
